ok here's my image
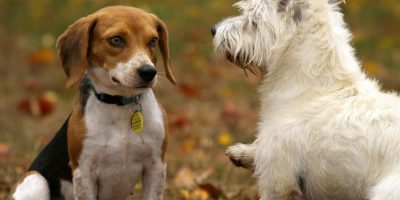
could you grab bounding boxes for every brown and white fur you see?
[12,6,175,200]
[213,0,400,199]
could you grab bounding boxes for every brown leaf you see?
[37,91,58,116]
[191,188,209,200]
[179,189,191,199]
[198,183,223,199]
[172,115,190,129]
[17,98,32,113]
[26,48,55,66]
[174,167,196,188]
[37,97,54,116]
[0,143,10,158]
[180,139,196,154]
[179,83,200,98]
[17,92,56,117]
[194,168,214,184]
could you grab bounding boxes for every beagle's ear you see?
[56,16,97,88]
[156,19,176,85]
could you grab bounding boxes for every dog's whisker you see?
[247,66,257,76]
[153,79,162,90]
[243,67,250,77]
[157,75,168,81]
[156,73,172,84]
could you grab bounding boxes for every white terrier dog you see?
[212,0,400,199]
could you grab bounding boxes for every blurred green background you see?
[0,0,399,199]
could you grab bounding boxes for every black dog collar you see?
[88,79,141,106]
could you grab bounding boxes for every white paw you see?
[225,143,255,170]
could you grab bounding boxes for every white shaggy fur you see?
[214,0,400,199]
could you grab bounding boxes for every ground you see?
[0,0,399,199]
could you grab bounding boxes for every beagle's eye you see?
[108,36,125,48]
[148,37,158,48]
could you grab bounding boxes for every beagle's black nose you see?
[211,26,217,36]
[138,65,157,83]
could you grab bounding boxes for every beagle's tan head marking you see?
[57,6,176,90]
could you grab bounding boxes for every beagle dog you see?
[12,5,175,200]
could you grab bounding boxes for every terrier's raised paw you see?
[225,143,255,171]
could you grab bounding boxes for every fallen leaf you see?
[174,167,196,188]
[172,115,190,130]
[42,90,59,104]
[134,182,142,190]
[179,188,210,200]
[180,189,191,199]
[198,183,223,199]
[194,168,214,184]
[0,143,10,158]
[37,96,54,116]
[26,48,54,66]
[179,83,200,98]
[218,132,233,146]
[180,139,197,154]
[191,188,209,200]
[17,98,32,113]
[17,92,56,117]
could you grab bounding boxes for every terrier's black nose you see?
[211,26,217,36]
[138,65,157,83]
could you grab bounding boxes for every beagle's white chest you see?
[78,90,165,199]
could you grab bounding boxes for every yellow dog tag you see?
[131,111,144,133]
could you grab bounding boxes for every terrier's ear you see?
[56,16,97,88]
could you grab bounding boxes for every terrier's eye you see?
[108,36,125,48]
[148,37,158,48]
[243,20,257,31]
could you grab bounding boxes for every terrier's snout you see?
[138,65,157,83]
[211,26,217,36]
